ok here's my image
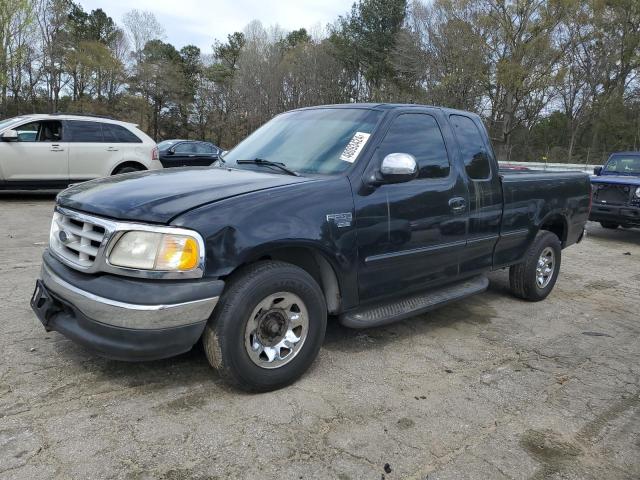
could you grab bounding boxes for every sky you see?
[78,0,351,52]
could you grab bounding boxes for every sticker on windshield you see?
[340,132,371,163]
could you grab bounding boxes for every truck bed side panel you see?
[494,172,590,268]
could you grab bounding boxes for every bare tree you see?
[122,9,164,65]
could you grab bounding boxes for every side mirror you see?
[1,130,18,142]
[593,166,602,176]
[167,148,175,155]
[220,150,228,158]
[378,153,418,184]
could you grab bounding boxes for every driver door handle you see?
[449,197,467,214]
[50,144,64,152]
[107,147,119,152]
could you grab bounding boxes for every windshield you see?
[603,155,640,175]
[0,116,26,132]
[223,108,382,175]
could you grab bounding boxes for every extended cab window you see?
[15,121,62,142]
[66,121,103,142]
[450,115,491,180]
[376,113,450,179]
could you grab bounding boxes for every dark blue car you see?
[157,139,222,168]
[590,152,640,229]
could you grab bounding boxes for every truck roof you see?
[609,151,640,156]
[294,103,481,118]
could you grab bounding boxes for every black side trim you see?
[467,234,499,245]
[365,239,467,264]
[500,229,530,238]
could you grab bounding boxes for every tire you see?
[113,165,143,175]
[600,222,619,229]
[203,260,327,392]
[509,231,562,302]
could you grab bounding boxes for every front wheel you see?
[203,261,327,392]
[509,231,562,302]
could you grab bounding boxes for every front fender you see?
[170,177,359,308]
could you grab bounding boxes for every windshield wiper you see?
[236,158,299,176]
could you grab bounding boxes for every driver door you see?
[354,109,468,303]
[1,120,69,184]
[171,142,198,167]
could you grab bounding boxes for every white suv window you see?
[66,121,103,142]
[15,121,63,142]
[64,120,142,143]
[103,123,142,143]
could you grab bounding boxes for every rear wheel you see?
[509,231,561,302]
[600,222,619,229]
[203,261,327,392]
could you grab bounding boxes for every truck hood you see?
[57,167,316,223]
[591,175,640,186]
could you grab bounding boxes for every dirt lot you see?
[0,194,639,480]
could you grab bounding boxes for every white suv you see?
[0,114,161,189]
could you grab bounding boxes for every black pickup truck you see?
[31,104,590,391]
[590,152,640,229]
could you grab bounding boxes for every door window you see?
[195,143,215,154]
[66,121,104,142]
[15,121,62,142]
[102,124,142,143]
[449,115,492,180]
[376,114,450,179]
[174,143,197,154]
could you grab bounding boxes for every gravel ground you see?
[0,194,639,480]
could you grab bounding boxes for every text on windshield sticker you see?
[340,132,371,163]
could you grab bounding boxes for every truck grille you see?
[593,184,631,206]
[50,210,109,268]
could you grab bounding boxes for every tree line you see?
[1,0,639,163]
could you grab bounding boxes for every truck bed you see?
[493,171,591,268]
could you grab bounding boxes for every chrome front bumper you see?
[41,262,219,330]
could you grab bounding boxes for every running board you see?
[340,275,489,329]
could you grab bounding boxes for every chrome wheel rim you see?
[244,292,309,369]
[536,247,555,288]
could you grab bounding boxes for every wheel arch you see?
[537,211,569,247]
[111,161,147,175]
[236,244,344,315]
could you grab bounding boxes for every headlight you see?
[109,231,201,271]
[49,212,62,248]
[635,187,640,197]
